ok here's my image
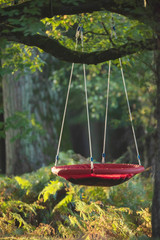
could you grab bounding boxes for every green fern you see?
[58,200,136,240]
[52,193,73,213]
[10,212,32,231]
[15,176,32,195]
[0,159,152,239]
[38,180,63,202]
[1,200,37,215]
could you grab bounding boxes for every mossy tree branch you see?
[8,33,158,64]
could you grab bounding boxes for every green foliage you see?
[63,202,134,239]
[15,176,32,195]
[39,180,63,202]
[55,178,152,239]
[0,159,152,239]
[0,43,45,77]
[107,175,153,211]
[0,3,156,162]
[4,111,45,142]
[53,192,73,214]
[0,199,36,234]
[0,165,52,237]
[61,0,85,5]
[0,0,46,35]
[44,12,156,139]
[57,150,89,165]
[0,3,155,239]
[42,12,152,53]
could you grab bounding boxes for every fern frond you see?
[9,200,37,215]
[52,193,72,213]
[38,180,63,202]
[10,212,32,231]
[69,215,86,232]
[75,200,105,219]
[15,176,32,195]
[0,199,37,220]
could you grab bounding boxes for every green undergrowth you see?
[0,155,153,239]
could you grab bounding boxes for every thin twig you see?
[101,21,116,47]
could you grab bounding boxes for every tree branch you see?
[101,22,115,47]
[0,0,157,65]
[0,0,154,28]
[8,33,157,64]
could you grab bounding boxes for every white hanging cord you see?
[102,60,111,163]
[111,16,141,165]
[55,28,79,166]
[81,27,93,169]
[119,58,141,165]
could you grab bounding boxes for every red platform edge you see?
[51,163,145,180]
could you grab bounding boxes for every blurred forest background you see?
[0,8,156,175]
[0,0,157,239]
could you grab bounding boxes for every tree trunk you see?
[0,60,5,174]
[152,34,160,239]
[2,72,40,175]
[2,51,58,175]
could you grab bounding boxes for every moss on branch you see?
[14,34,157,64]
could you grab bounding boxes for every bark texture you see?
[2,53,58,175]
[0,60,5,174]
[152,34,160,239]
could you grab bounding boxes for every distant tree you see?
[1,47,60,175]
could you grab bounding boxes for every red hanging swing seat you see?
[51,163,144,187]
[51,26,145,188]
